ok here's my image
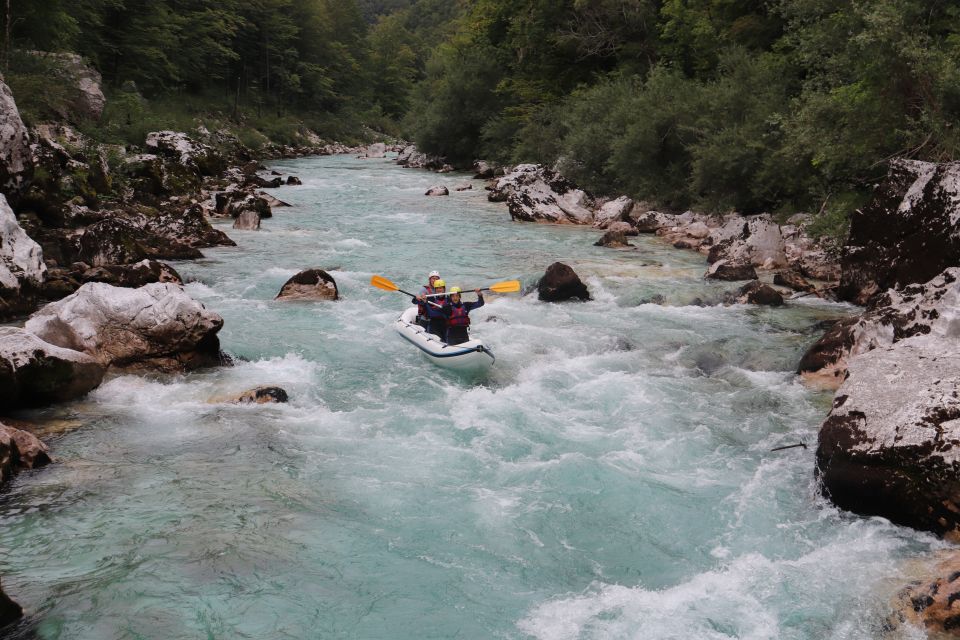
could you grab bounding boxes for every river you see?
[0,155,939,639]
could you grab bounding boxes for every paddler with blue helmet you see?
[442,286,484,345]
[413,270,441,328]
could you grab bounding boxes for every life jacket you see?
[448,303,470,327]
[417,285,435,317]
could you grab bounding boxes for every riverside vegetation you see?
[1,0,960,637]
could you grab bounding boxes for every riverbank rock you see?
[815,337,960,538]
[890,552,960,637]
[145,131,225,176]
[537,262,590,302]
[734,281,784,306]
[0,77,32,197]
[24,282,224,372]
[79,259,182,288]
[839,159,960,305]
[706,214,787,268]
[490,164,595,224]
[799,267,960,388]
[705,260,758,281]
[594,230,632,248]
[0,326,105,408]
[396,145,445,171]
[0,423,51,470]
[632,210,675,233]
[473,160,500,179]
[425,185,449,196]
[773,270,814,293]
[30,51,105,120]
[593,196,634,229]
[233,210,260,230]
[363,143,386,158]
[0,578,21,628]
[275,269,338,301]
[74,217,203,266]
[0,194,46,318]
[232,386,289,404]
[286,176,302,186]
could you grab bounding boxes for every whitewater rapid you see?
[0,155,941,639]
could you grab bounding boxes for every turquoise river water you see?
[0,155,945,639]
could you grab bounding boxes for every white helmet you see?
[428,270,440,278]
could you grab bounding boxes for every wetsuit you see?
[443,294,484,345]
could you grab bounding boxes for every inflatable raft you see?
[394,306,495,371]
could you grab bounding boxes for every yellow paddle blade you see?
[370,275,399,292]
[487,280,521,294]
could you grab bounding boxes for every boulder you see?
[0,423,51,469]
[32,52,105,120]
[232,386,289,404]
[259,192,291,209]
[705,260,758,281]
[686,221,711,239]
[0,577,21,628]
[537,262,590,302]
[0,77,32,197]
[735,281,784,306]
[631,210,675,233]
[606,221,637,236]
[233,210,260,230]
[0,326,105,409]
[473,160,499,179]
[425,185,449,196]
[0,194,46,317]
[815,338,960,537]
[454,183,473,192]
[706,215,787,268]
[275,269,338,301]
[80,259,182,288]
[144,131,225,176]
[773,270,815,293]
[364,143,386,158]
[491,164,595,224]
[285,176,302,186]
[839,159,960,305]
[221,192,272,219]
[396,145,445,171]
[593,196,634,229]
[25,282,224,372]
[890,552,960,636]
[144,204,236,248]
[594,230,632,248]
[120,153,200,197]
[75,218,203,266]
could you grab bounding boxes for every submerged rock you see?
[0,577,21,628]
[276,269,338,301]
[537,262,590,302]
[0,326,105,409]
[25,282,223,372]
[232,386,289,404]
[705,260,758,281]
[734,281,784,306]
[839,159,960,305]
[425,185,449,196]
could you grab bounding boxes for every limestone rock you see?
[0,77,32,197]
[25,282,224,371]
[799,267,960,388]
[606,221,637,236]
[593,196,634,229]
[839,159,960,305]
[75,218,202,266]
[473,160,499,179]
[735,281,784,306]
[0,326,105,409]
[816,338,960,537]
[0,423,51,469]
[491,164,595,224]
[537,262,590,302]
[233,210,260,230]
[705,260,758,281]
[706,215,786,268]
[31,52,105,120]
[890,552,960,636]
[145,204,236,249]
[232,386,289,404]
[396,145,445,171]
[425,185,449,196]
[364,143,386,158]
[631,210,675,233]
[773,270,814,293]
[454,183,473,192]
[276,269,338,301]
[145,131,225,176]
[594,230,632,248]
[0,194,46,317]
[80,259,182,288]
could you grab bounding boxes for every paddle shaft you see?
[424,287,490,299]
[398,287,444,309]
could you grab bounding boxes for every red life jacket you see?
[448,303,470,327]
[417,285,435,317]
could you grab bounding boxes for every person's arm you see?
[467,291,484,311]
[413,286,427,305]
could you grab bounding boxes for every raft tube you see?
[394,306,495,372]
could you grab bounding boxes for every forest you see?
[6,0,960,233]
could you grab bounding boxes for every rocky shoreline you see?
[399,147,960,636]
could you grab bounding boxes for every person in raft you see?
[442,286,484,345]
[412,270,441,328]
[422,279,448,338]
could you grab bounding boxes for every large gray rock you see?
[839,159,960,304]
[396,145,445,171]
[799,267,960,388]
[816,339,960,537]
[145,131,225,176]
[75,218,202,266]
[0,326,105,409]
[0,422,51,470]
[631,210,675,233]
[232,210,260,230]
[593,196,634,229]
[0,77,31,197]
[706,214,787,268]
[363,143,386,158]
[0,194,46,317]
[80,259,182,288]
[25,282,223,372]
[31,52,106,120]
[705,260,758,281]
[537,262,590,302]
[490,164,594,224]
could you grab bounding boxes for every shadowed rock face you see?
[276,269,338,301]
[705,260,757,281]
[839,159,960,305]
[0,77,32,199]
[537,262,590,302]
[735,281,783,306]
[0,576,21,629]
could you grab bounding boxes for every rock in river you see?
[537,262,590,302]
[276,269,338,301]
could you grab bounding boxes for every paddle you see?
[370,275,444,309]
[423,279,520,298]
